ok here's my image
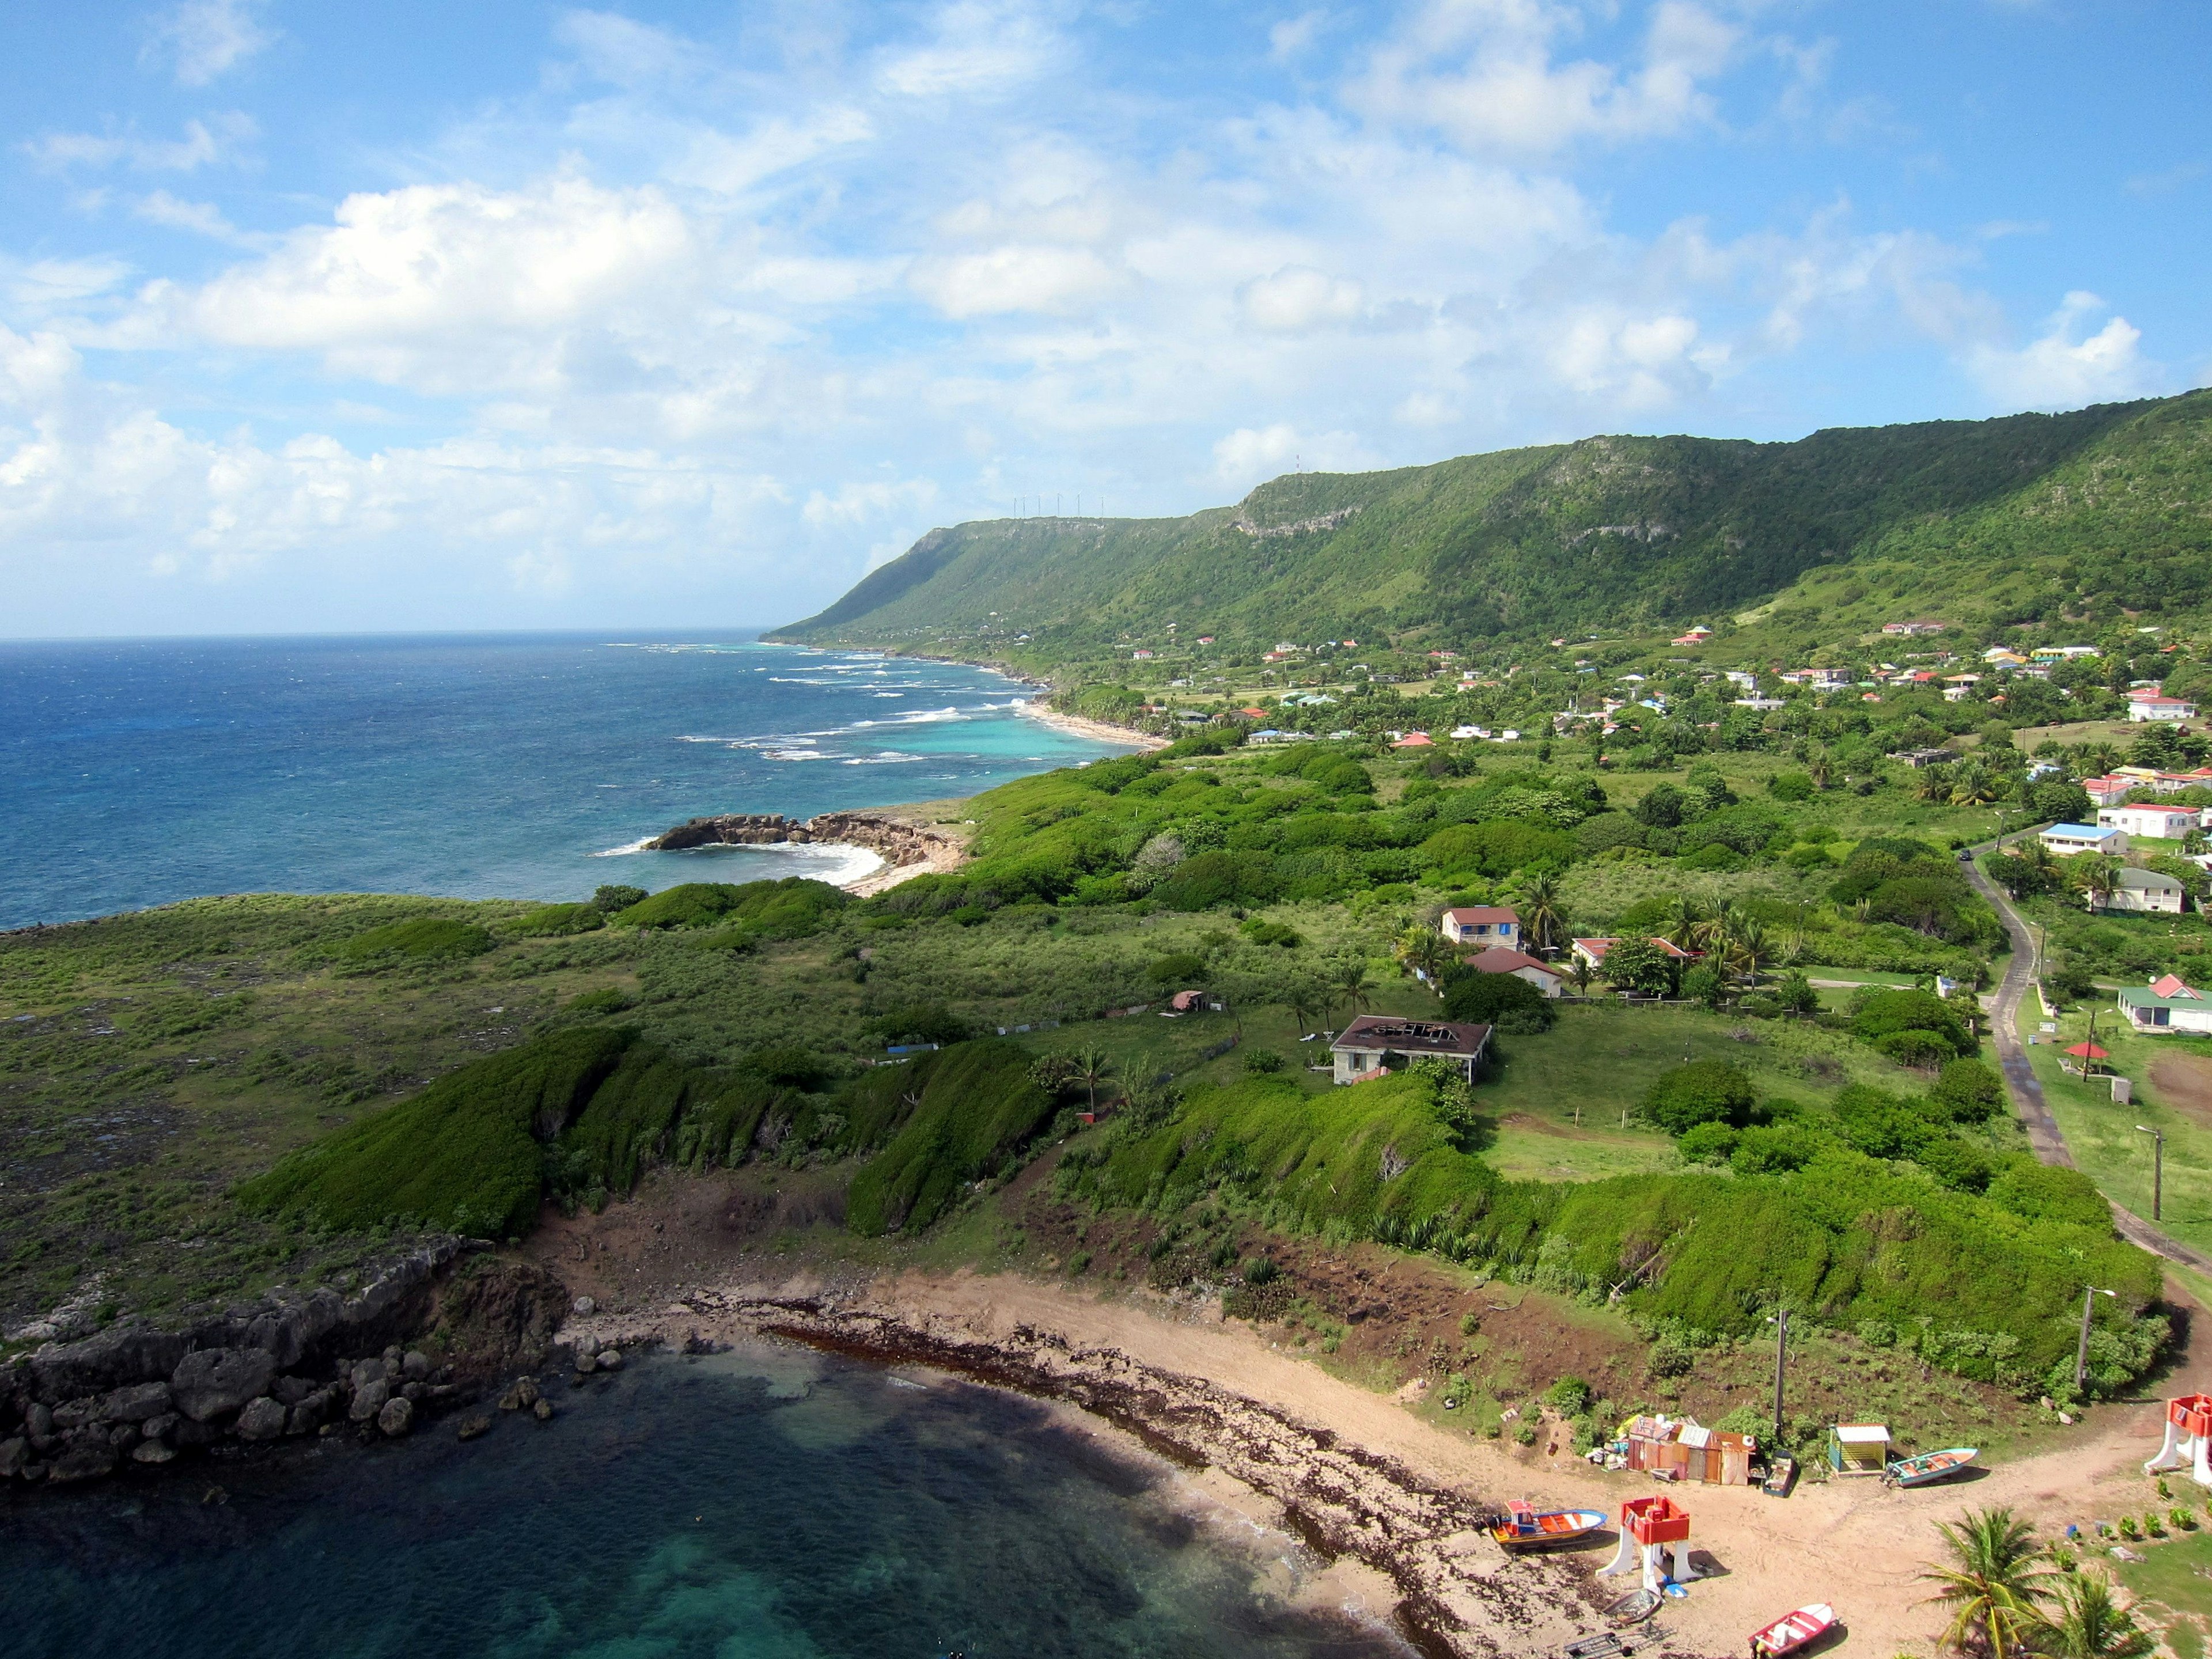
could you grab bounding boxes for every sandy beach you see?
[1016,698,1171,750]
[538,1173,2212,1659]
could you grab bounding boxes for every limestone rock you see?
[51,1397,100,1431]
[497,1376,540,1412]
[349,1378,391,1424]
[272,1374,315,1407]
[286,1393,329,1437]
[401,1351,431,1382]
[107,1423,139,1450]
[571,1296,596,1317]
[171,1347,278,1423]
[25,1402,53,1439]
[131,1439,179,1465]
[235,1397,288,1441]
[456,1414,492,1441]
[101,1380,175,1423]
[594,1349,624,1372]
[0,1437,27,1478]
[349,1357,389,1393]
[532,1397,554,1421]
[47,1443,118,1483]
[376,1396,414,1437]
[142,1411,180,1444]
[573,1350,597,1375]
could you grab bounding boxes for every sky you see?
[2,1,2207,638]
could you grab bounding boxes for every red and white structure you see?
[2145,1393,2212,1487]
[1597,1495,1698,1593]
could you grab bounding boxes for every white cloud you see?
[1967,291,2161,409]
[877,1,1060,97]
[23,114,256,173]
[802,477,940,527]
[143,0,276,86]
[909,244,1124,317]
[1212,423,1380,488]
[1351,0,1738,156]
[1239,266,1365,332]
[1270,10,1330,60]
[133,191,247,242]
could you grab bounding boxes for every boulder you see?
[142,1412,180,1444]
[0,1437,27,1478]
[271,1375,315,1407]
[376,1397,414,1437]
[571,1297,596,1317]
[594,1349,624,1372]
[29,1322,188,1406]
[47,1444,117,1483]
[106,1423,139,1450]
[51,1397,100,1431]
[286,1393,329,1437]
[235,1397,288,1442]
[171,1348,278,1423]
[100,1380,174,1423]
[401,1351,431,1382]
[349,1379,391,1425]
[497,1377,540,1412]
[24,1402,52,1439]
[456,1414,492,1442]
[349,1357,389,1393]
[131,1440,178,1465]
[573,1350,597,1376]
[532,1398,554,1422]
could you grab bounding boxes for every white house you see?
[2041,823,2129,857]
[1461,945,1564,997]
[2118,977,2212,1035]
[1331,1015,1491,1085]
[2099,805,2199,841]
[1440,907,1521,949]
[2128,688,2198,722]
[2104,867,2187,914]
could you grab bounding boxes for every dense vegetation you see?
[772,392,2212,668]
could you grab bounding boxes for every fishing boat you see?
[1884,1447,1978,1488]
[1760,1455,1797,1498]
[1603,1588,1661,1626]
[1749,1603,1836,1658]
[1490,1500,1609,1551]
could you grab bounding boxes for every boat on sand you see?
[1884,1447,1978,1488]
[1489,1501,1608,1551]
[1749,1603,1836,1657]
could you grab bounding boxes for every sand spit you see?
[569,1289,1653,1659]
[1015,700,1172,751]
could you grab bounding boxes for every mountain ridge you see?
[771,392,2212,666]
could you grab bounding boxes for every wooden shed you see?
[1828,1423,1891,1476]
[1622,1415,1756,1486]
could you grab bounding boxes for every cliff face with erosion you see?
[644,810,963,872]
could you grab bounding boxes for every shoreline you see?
[1014,698,1171,751]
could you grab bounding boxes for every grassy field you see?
[2115,1527,2212,1659]
[2015,997,2212,1257]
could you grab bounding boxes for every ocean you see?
[3,1345,1402,1659]
[0,633,1135,931]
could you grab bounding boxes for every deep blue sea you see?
[3,1346,1401,1659]
[0,633,1135,930]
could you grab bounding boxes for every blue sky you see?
[2,0,2206,637]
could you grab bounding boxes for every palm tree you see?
[1664,894,1710,955]
[1514,870,1569,957]
[2028,1568,2154,1659]
[1070,1046,1115,1114]
[2073,855,2120,914]
[1919,765,1955,803]
[1808,749,1835,792]
[1950,763,2000,808]
[1918,1507,2059,1659]
[1564,956,1596,997]
[1330,958,1374,1028]
[1283,983,1321,1042]
[1726,917,1771,985]
[1393,926,1449,988]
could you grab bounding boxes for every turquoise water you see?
[0,634,1132,930]
[1,1346,1401,1659]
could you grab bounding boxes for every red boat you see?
[1489,1500,1608,1551]
[1750,1604,1836,1658]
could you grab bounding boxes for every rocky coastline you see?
[0,1244,570,1487]
[644,807,962,866]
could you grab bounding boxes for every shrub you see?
[1730,1121,1834,1175]
[1243,1049,1286,1074]
[1441,967,1556,1032]
[1769,772,1815,802]
[1545,1376,1593,1415]
[1600,936,1679,997]
[1678,1122,1740,1164]
[1148,953,1207,987]
[744,1044,834,1090]
[847,1041,1056,1234]
[1422,819,1571,879]
[1876,1029,1960,1069]
[507,903,605,938]
[1851,988,1974,1057]
[567,987,634,1014]
[874,1002,972,1047]
[1931,1058,2005,1123]
[1642,1060,1757,1134]
[612,878,848,936]
[1987,1159,2113,1229]
[1242,1255,1281,1285]
[338,918,495,961]
[592,884,648,912]
[1150,851,1284,911]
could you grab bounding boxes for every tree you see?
[1664,893,1711,955]
[1950,763,2000,808]
[2071,855,2120,913]
[1724,916,1772,984]
[1070,1046,1115,1113]
[1601,935,1677,997]
[1410,1056,1483,1144]
[1641,1059,1757,1134]
[1328,957,1375,1028]
[1513,869,1570,956]
[1395,925,1450,987]
[1564,956,1596,996]
[1918,1508,2059,1659]
[1808,749,1834,792]
[2027,1570,2154,1659]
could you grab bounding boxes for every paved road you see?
[1961,836,2212,1274]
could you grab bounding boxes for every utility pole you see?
[1769,1309,1790,1447]
[2135,1125,2165,1221]
[2076,1286,2115,1392]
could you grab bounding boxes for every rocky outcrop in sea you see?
[0,1244,569,1487]
[643,809,961,870]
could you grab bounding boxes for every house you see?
[1892,747,1957,768]
[2104,866,2187,915]
[1779,667,1853,690]
[1724,671,1758,690]
[1331,1015,1491,1085]
[1440,906,1521,949]
[1670,627,1713,646]
[2033,645,2101,661]
[2118,978,2212,1035]
[1450,724,1484,739]
[2129,688,2198,722]
[1883,620,1946,637]
[2081,776,2136,806]
[1461,946,1564,998]
[2040,823,2128,857]
[1571,936,1697,971]
[1196,635,1214,645]
[1733,697,1786,711]
[1392,732,1435,749]
[2099,805,2200,840]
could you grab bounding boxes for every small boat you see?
[1749,1603,1836,1658]
[1490,1501,1609,1551]
[1760,1455,1797,1498]
[1603,1588,1661,1626]
[1885,1447,1978,1488]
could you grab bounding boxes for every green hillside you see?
[771,392,2212,665]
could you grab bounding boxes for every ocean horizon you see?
[0,631,1135,932]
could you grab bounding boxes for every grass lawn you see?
[2114,1526,2212,1659]
[2016,999,2212,1258]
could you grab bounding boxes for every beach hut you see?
[1828,1424,1890,1476]
[1621,1415,1756,1486]
[2145,1394,2212,1487]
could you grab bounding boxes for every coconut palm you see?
[1394,926,1450,988]
[1070,1046,1115,1113]
[1513,870,1569,957]
[2072,855,2120,914]
[1329,958,1375,1028]
[1283,983,1321,1042]
[1950,763,2001,808]
[1725,917,1771,984]
[1564,956,1596,996]
[1808,749,1835,791]
[1664,894,1711,955]
[1918,1507,2059,1659]
[2027,1569,2153,1659]
[1918,764,1956,802]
